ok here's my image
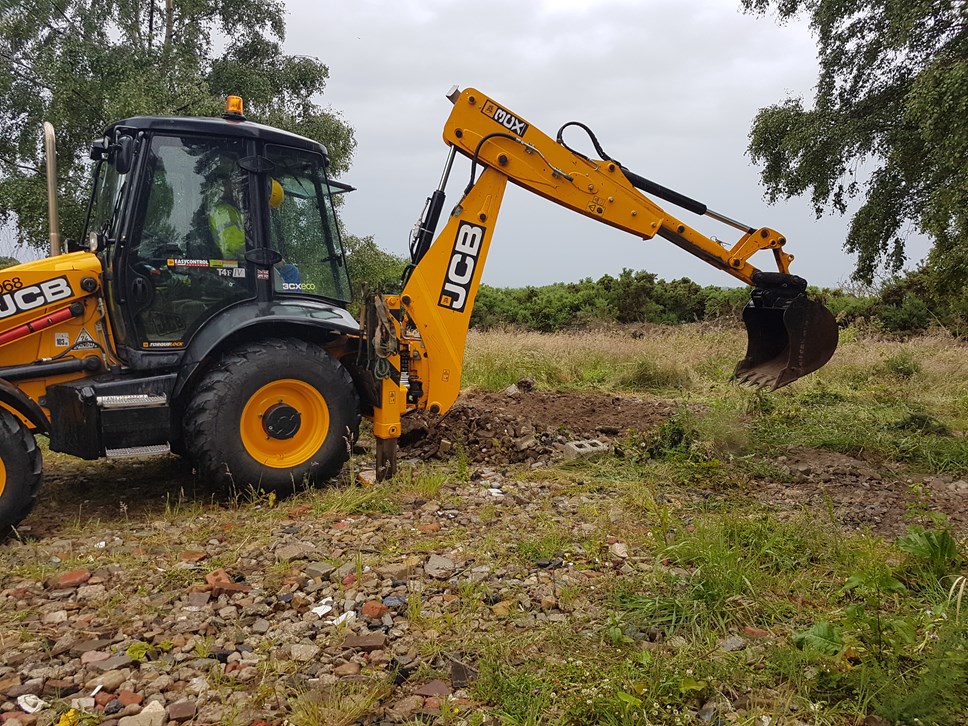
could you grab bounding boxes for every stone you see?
[166,701,196,722]
[70,697,96,711]
[91,670,128,693]
[416,522,441,534]
[118,701,165,726]
[333,662,361,677]
[251,618,271,635]
[490,600,514,617]
[719,635,747,652]
[290,644,319,662]
[186,592,210,608]
[609,542,629,560]
[75,584,107,599]
[71,639,114,656]
[43,680,79,697]
[6,681,43,699]
[91,656,133,671]
[41,610,68,625]
[0,675,21,695]
[304,562,335,580]
[386,695,423,721]
[449,657,478,689]
[413,679,450,698]
[539,596,558,612]
[104,701,123,717]
[424,554,455,579]
[275,543,314,562]
[341,633,387,652]
[80,651,111,665]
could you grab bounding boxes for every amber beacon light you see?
[223,95,245,120]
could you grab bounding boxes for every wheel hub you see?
[262,403,301,440]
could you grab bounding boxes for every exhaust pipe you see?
[735,272,839,390]
[43,121,61,256]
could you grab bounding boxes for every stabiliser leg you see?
[375,436,398,481]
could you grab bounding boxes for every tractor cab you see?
[84,97,355,365]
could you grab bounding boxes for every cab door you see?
[118,134,255,355]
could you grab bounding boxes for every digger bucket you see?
[734,273,839,390]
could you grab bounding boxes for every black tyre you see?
[184,338,360,493]
[0,409,43,533]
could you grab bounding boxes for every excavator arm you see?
[364,86,838,477]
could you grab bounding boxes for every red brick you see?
[742,626,771,638]
[361,601,388,620]
[117,691,143,707]
[204,568,231,586]
[52,569,91,589]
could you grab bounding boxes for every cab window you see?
[265,145,351,302]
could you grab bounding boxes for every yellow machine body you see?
[0,252,114,426]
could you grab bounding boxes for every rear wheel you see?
[185,338,360,493]
[0,409,42,533]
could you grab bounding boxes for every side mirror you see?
[114,135,134,174]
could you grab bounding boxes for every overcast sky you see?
[284,0,926,289]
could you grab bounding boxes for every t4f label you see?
[438,222,485,313]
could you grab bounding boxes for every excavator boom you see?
[366,86,839,477]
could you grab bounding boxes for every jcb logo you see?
[481,100,528,137]
[0,276,74,320]
[438,222,485,313]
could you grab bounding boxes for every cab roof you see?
[103,115,330,159]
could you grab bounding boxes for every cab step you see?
[97,394,168,408]
[105,443,171,459]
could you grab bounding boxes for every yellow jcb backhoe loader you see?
[0,87,838,532]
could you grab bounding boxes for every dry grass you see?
[462,324,742,393]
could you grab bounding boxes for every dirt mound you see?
[400,385,679,466]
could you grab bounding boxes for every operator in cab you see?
[208,165,246,260]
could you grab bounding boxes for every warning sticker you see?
[54,332,69,347]
[74,328,99,350]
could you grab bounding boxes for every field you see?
[1,324,967,725]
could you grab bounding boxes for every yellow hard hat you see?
[269,178,285,209]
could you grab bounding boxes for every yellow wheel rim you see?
[0,456,6,499]
[240,379,330,469]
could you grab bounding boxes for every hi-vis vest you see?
[209,202,245,258]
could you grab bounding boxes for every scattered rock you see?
[424,554,455,579]
[166,701,196,722]
[719,635,747,652]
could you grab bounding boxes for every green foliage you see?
[896,524,962,583]
[741,0,968,288]
[881,351,922,379]
[341,234,406,298]
[0,0,355,249]
[0,255,19,269]
[791,621,845,656]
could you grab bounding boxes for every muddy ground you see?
[23,386,967,541]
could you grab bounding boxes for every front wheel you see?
[184,338,360,493]
[0,409,43,533]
